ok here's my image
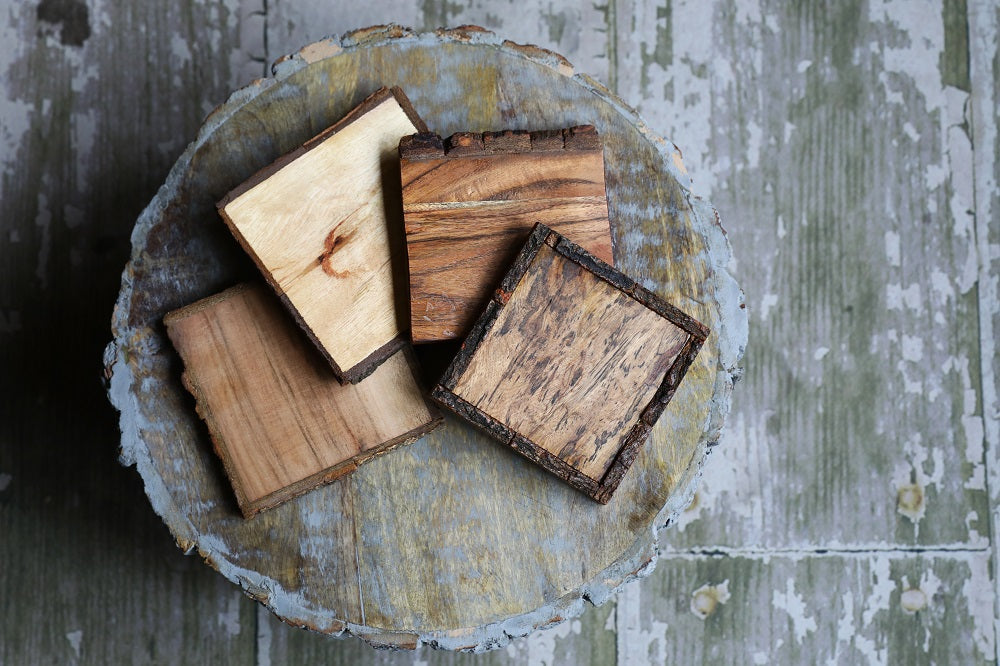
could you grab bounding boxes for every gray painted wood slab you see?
[104,25,744,650]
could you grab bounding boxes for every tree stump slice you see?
[104,25,747,651]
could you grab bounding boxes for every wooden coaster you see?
[431,224,708,503]
[218,87,427,383]
[164,283,442,518]
[400,125,614,344]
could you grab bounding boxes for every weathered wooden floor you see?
[1,0,997,663]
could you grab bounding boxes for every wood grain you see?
[434,224,707,502]
[219,87,427,383]
[3,0,994,660]
[401,126,614,342]
[165,283,441,517]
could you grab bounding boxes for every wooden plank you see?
[164,283,441,517]
[616,0,991,551]
[617,550,994,664]
[969,2,1000,661]
[219,87,427,383]
[0,0,263,662]
[433,224,706,503]
[401,126,613,343]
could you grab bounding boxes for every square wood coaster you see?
[431,224,708,503]
[400,125,614,344]
[164,283,442,518]
[218,86,428,383]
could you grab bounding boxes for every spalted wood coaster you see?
[400,125,614,343]
[432,223,709,503]
[218,86,428,383]
[164,283,442,518]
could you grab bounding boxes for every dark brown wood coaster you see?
[218,86,428,384]
[431,223,708,503]
[400,125,614,344]
[164,283,442,518]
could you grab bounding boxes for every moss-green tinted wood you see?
[106,26,743,648]
[618,552,994,664]
[616,0,991,550]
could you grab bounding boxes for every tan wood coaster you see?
[400,125,613,343]
[433,223,708,503]
[164,282,442,518]
[218,86,428,383]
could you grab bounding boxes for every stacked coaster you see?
[165,86,708,517]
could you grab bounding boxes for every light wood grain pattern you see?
[219,88,425,383]
[435,225,706,502]
[401,127,613,342]
[165,283,441,517]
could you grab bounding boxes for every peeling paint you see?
[884,231,901,267]
[217,595,241,636]
[863,556,894,628]
[616,580,670,665]
[961,555,995,659]
[65,630,82,657]
[772,578,816,644]
[0,472,11,491]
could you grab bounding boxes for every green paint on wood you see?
[419,0,465,31]
[640,2,672,98]
[942,0,971,91]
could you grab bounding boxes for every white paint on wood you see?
[65,630,82,658]
[772,578,817,644]
[219,596,242,636]
[255,606,272,666]
[616,579,669,666]
[504,617,582,666]
[963,553,996,659]
[969,1,1000,660]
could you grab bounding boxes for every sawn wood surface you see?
[104,27,742,649]
[164,283,441,517]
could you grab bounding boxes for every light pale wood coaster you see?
[219,86,427,383]
[164,282,442,517]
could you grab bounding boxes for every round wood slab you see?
[105,25,746,651]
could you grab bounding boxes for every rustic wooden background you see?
[1,0,997,663]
